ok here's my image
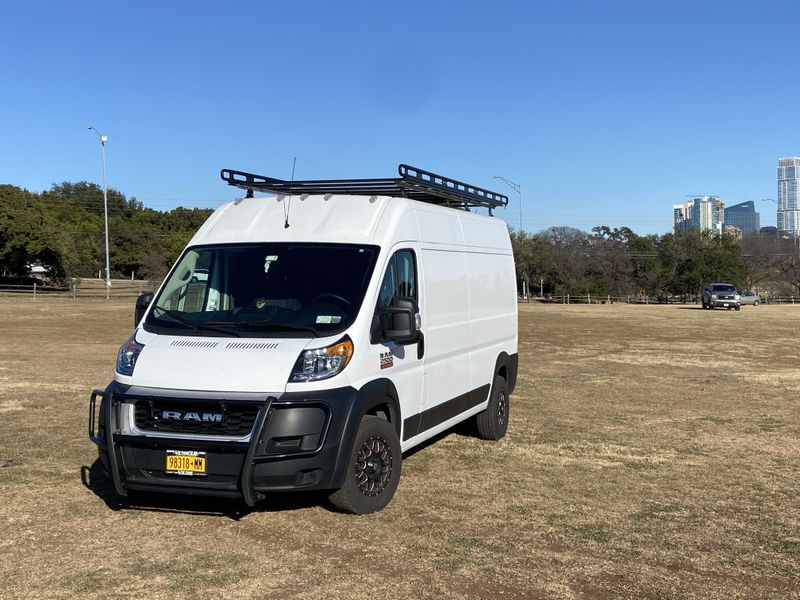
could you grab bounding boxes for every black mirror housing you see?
[135,292,154,327]
[380,297,421,345]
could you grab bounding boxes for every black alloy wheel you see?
[329,416,402,514]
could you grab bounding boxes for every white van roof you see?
[188,164,513,251]
[190,194,512,251]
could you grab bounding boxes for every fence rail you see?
[524,294,800,305]
[4,283,800,306]
[0,280,156,299]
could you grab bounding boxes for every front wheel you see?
[328,416,401,514]
[753,300,760,306]
[476,375,509,440]
[735,305,741,311]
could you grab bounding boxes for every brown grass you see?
[0,297,797,599]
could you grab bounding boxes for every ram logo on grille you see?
[161,410,223,423]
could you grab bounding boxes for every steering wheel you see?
[311,293,351,307]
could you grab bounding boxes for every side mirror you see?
[380,297,421,345]
[135,292,154,327]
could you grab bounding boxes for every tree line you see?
[0,182,212,284]
[3,181,800,296]
[513,225,800,298]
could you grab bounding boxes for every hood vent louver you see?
[225,342,280,351]
[170,340,220,349]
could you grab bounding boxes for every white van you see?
[89,165,519,514]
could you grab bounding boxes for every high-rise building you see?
[724,201,760,235]
[673,196,725,234]
[673,204,689,232]
[777,157,800,237]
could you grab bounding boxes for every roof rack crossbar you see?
[220,165,508,210]
[397,165,508,209]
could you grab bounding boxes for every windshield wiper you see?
[152,306,241,337]
[214,320,318,335]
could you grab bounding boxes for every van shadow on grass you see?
[403,417,482,460]
[80,459,329,519]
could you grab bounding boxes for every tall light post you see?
[494,175,526,298]
[88,126,111,299]
[493,175,523,233]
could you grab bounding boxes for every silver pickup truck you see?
[701,283,741,310]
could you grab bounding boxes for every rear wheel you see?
[476,375,509,440]
[328,416,401,514]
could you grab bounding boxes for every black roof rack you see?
[220,164,508,212]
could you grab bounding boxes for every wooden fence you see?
[0,279,157,300]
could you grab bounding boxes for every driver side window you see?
[378,250,417,308]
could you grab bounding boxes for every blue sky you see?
[2,0,798,234]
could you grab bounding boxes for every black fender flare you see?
[493,352,519,395]
[358,378,402,438]
[328,379,401,490]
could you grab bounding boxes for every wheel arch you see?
[493,352,519,395]
[358,378,402,438]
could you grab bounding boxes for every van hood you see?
[130,334,312,393]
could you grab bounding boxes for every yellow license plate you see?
[165,450,206,475]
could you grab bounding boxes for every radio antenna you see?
[284,157,296,229]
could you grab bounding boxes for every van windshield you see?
[145,243,379,337]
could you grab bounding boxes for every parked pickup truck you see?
[701,283,740,310]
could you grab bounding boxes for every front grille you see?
[133,398,260,436]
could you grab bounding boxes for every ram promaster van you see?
[89,164,518,514]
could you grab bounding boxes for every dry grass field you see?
[0,296,797,599]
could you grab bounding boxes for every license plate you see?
[165,450,206,476]
[723,303,729,307]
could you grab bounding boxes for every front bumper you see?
[89,381,364,506]
[708,298,740,308]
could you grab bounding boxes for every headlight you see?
[290,337,353,382]
[735,294,740,300]
[711,294,717,299]
[116,333,144,376]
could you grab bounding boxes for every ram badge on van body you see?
[88,164,519,514]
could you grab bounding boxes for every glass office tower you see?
[778,157,800,237]
[724,201,760,235]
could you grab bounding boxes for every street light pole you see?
[88,126,111,299]
[493,175,523,232]
[494,175,527,299]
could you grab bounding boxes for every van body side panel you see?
[418,247,472,414]
[466,250,518,393]
[399,206,517,448]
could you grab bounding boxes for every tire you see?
[735,306,741,311]
[328,416,401,514]
[476,375,509,440]
[753,300,759,306]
